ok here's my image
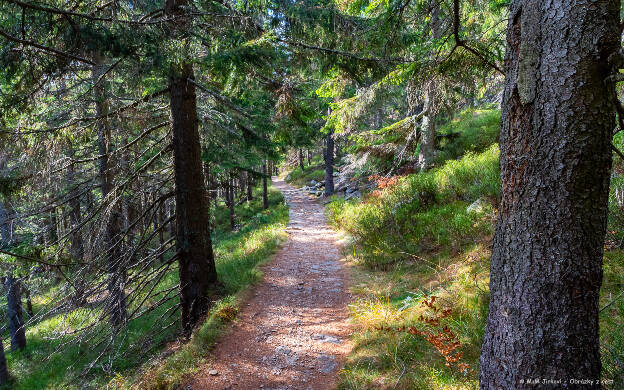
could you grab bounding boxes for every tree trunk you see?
[228,174,235,230]
[479,1,620,388]
[306,149,311,165]
[67,147,87,305]
[93,52,127,327]
[67,152,83,261]
[324,127,334,196]
[0,338,9,385]
[416,82,435,171]
[262,162,268,210]
[298,148,305,171]
[247,172,253,201]
[5,274,26,351]
[416,3,441,172]
[0,200,14,246]
[21,279,33,318]
[169,62,219,335]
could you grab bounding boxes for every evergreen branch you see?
[451,0,504,75]
[5,0,168,24]
[188,78,252,118]
[0,27,95,65]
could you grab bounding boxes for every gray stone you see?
[317,354,337,374]
[344,190,361,201]
[467,198,486,214]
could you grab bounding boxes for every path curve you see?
[188,177,351,390]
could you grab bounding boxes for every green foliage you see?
[327,145,500,267]
[3,185,288,390]
[435,108,501,163]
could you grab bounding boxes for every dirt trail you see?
[188,177,352,390]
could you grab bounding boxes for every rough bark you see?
[324,127,335,196]
[4,274,26,351]
[169,62,219,334]
[262,162,269,210]
[479,1,620,388]
[93,52,127,327]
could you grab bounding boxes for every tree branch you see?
[0,27,95,65]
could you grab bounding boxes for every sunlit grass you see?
[1,183,288,390]
[329,139,624,389]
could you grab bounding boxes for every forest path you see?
[188,177,352,390]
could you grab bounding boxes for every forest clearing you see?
[1,0,624,388]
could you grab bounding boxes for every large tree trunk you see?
[93,52,127,327]
[5,274,26,351]
[324,127,335,196]
[479,1,620,388]
[169,62,219,335]
[298,148,305,171]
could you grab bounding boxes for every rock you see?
[209,369,218,376]
[314,182,324,188]
[317,354,338,374]
[315,191,322,197]
[333,172,339,177]
[344,190,361,201]
[467,198,486,214]
[310,334,342,344]
[309,180,318,186]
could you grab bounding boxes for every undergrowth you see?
[1,184,288,390]
[284,154,325,187]
[328,109,623,388]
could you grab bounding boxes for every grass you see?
[284,154,326,187]
[0,183,288,390]
[326,108,623,388]
[327,146,497,389]
[435,108,500,164]
[328,145,499,268]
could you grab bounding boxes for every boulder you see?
[309,180,318,186]
[467,198,486,214]
[344,190,361,201]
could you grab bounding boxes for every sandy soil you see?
[187,177,352,390]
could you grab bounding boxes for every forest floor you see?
[187,177,352,390]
